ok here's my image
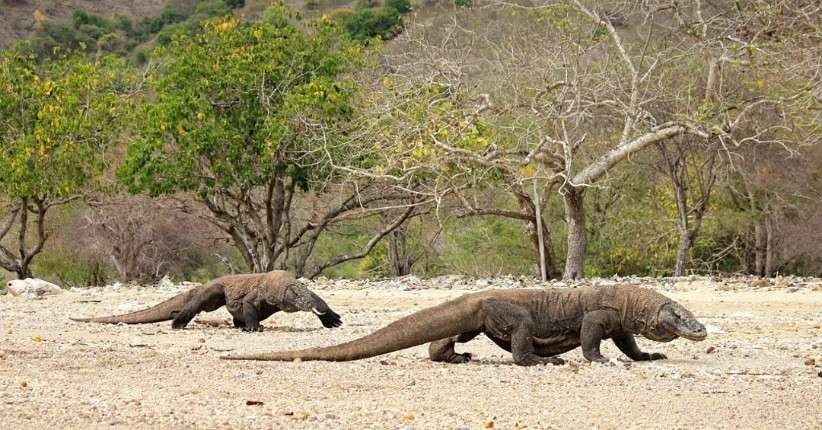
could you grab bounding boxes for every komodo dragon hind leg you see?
[172,284,226,329]
[483,300,564,366]
[429,331,480,363]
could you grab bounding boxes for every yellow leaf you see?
[520,164,535,178]
[756,79,765,89]
[32,336,43,343]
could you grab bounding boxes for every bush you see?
[224,0,246,8]
[156,22,189,46]
[304,0,319,10]
[77,23,106,40]
[343,7,402,41]
[355,0,381,9]
[72,10,110,30]
[32,253,109,288]
[134,49,149,65]
[29,21,94,57]
[193,0,232,19]
[453,0,472,7]
[384,0,411,13]
[97,32,131,54]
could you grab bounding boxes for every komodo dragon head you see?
[644,301,708,342]
[272,281,342,328]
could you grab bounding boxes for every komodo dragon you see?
[223,284,706,365]
[70,271,341,331]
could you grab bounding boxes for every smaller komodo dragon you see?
[70,271,341,331]
[222,284,706,365]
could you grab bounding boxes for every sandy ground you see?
[1,278,820,429]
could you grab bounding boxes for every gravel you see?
[0,276,820,429]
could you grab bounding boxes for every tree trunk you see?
[673,230,692,277]
[387,225,412,276]
[754,218,765,277]
[764,213,774,277]
[15,265,32,280]
[563,188,587,280]
[526,218,557,279]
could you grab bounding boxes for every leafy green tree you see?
[0,47,131,278]
[384,0,411,13]
[343,7,403,41]
[120,14,414,276]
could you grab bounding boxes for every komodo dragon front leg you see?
[240,296,263,332]
[612,334,667,361]
[581,310,666,363]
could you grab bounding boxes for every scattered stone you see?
[706,346,716,354]
[484,420,495,429]
[245,400,264,406]
[20,381,27,388]
[803,358,815,366]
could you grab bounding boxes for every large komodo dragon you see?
[223,285,706,365]
[71,271,341,331]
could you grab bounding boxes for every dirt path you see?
[1,280,820,429]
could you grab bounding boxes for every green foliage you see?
[156,22,189,46]
[0,47,132,198]
[435,217,535,276]
[136,9,184,37]
[29,21,94,57]
[32,252,108,288]
[305,0,320,10]
[224,0,246,8]
[384,0,411,13]
[119,15,361,198]
[356,0,381,9]
[343,7,402,41]
[193,0,232,19]
[453,0,472,7]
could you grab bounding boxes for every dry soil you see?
[1,277,820,429]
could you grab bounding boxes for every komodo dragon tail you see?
[223,295,482,361]
[70,286,204,324]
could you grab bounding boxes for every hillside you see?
[0,0,169,49]
[0,0,360,50]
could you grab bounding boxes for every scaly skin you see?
[223,285,706,365]
[70,271,342,331]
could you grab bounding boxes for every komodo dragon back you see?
[70,285,205,324]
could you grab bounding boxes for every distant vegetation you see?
[1,1,820,285]
[25,0,246,61]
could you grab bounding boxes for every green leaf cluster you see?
[119,15,361,197]
[0,47,131,198]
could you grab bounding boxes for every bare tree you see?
[80,195,219,282]
[0,196,79,279]
[656,138,720,276]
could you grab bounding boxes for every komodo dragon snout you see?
[655,303,707,341]
[277,282,342,328]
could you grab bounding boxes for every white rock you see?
[705,324,725,334]
[157,275,176,290]
[5,278,62,298]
